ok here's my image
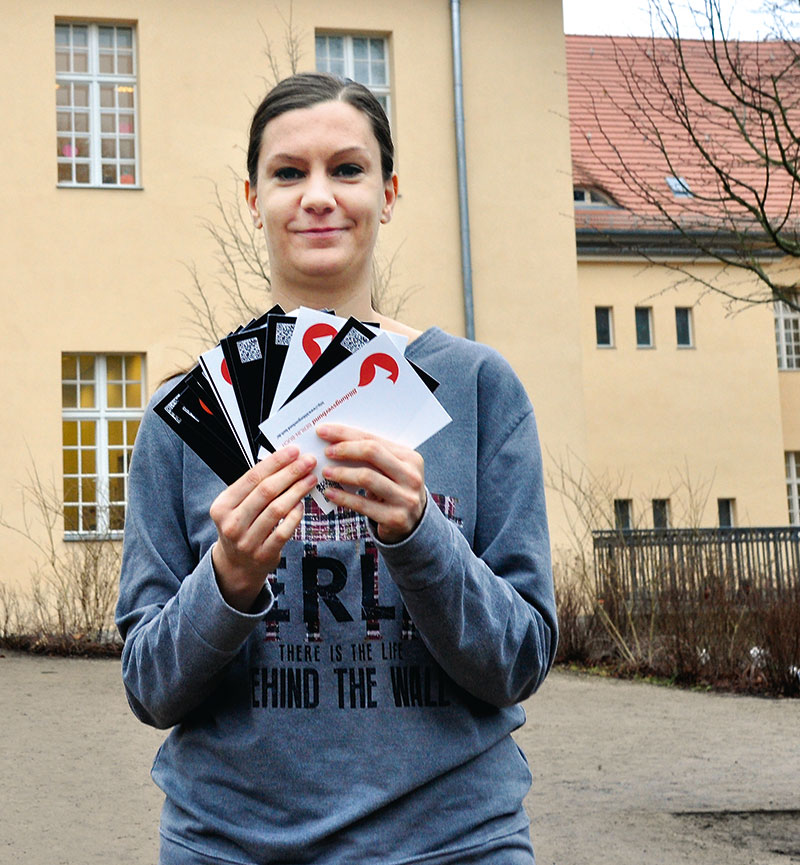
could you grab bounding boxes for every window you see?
[574,187,618,207]
[62,354,145,536]
[614,499,632,531]
[786,453,800,525]
[595,306,614,347]
[675,307,693,347]
[666,175,692,197]
[635,306,653,347]
[717,498,736,528]
[652,499,670,529]
[775,298,800,370]
[315,34,390,115]
[55,22,139,187]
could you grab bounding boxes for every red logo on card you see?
[358,353,399,387]
[221,358,232,385]
[302,322,338,363]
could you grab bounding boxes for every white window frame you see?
[595,305,614,348]
[635,306,654,348]
[55,21,140,188]
[786,452,800,525]
[675,306,694,348]
[62,353,145,539]
[775,298,800,370]
[315,33,391,118]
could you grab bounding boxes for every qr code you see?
[164,395,181,422]
[340,328,370,354]
[237,337,262,364]
[275,322,294,346]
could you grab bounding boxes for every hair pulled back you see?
[247,72,394,186]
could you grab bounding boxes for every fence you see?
[593,526,800,604]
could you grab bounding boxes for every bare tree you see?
[574,0,800,309]
[182,3,410,347]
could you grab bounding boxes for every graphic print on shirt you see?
[251,493,462,712]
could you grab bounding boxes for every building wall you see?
[577,257,789,529]
[0,0,584,592]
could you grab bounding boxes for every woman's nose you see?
[301,171,335,213]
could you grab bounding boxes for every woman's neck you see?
[270,282,422,341]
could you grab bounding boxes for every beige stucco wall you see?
[0,0,583,592]
[577,257,789,529]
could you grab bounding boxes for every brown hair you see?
[247,72,394,186]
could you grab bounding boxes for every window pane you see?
[75,164,90,184]
[63,448,78,475]
[80,447,96,474]
[101,114,115,133]
[80,384,95,407]
[63,477,79,503]
[55,24,70,45]
[614,499,632,530]
[100,85,115,108]
[118,114,134,134]
[127,418,141,441]
[72,51,88,73]
[98,26,114,48]
[652,499,669,529]
[62,383,77,407]
[108,420,123,446]
[56,50,70,73]
[79,355,96,381]
[99,52,115,74]
[72,26,88,47]
[635,307,652,347]
[120,165,136,184]
[117,52,133,75]
[119,138,135,159]
[102,164,119,185]
[676,307,692,346]
[117,87,134,108]
[125,382,142,406]
[80,420,96,445]
[63,420,78,447]
[56,84,70,106]
[117,28,133,49]
[74,112,89,132]
[82,506,97,532]
[109,504,126,531]
[595,307,612,346]
[108,449,125,474]
[353,37,368,60]
[101,138,117,158]
[64,506,79,532]
[73,84,89,107]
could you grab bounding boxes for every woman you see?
[117,72,557,865]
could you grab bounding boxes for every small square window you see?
[676,307,693,347]
[635,307,653,348]
[652,499,670,529]
[614,498,632,531]
[595,306,613,347]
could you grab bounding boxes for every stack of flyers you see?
[155,306,452,513]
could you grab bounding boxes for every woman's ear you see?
[244,179,263,229]
[380,174,399,224]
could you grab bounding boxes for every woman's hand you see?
[210,446,317,611]
[316,424,426,544]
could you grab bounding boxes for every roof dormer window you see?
[573,187,618,207]
[666,175,692,197]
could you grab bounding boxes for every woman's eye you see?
[274,167,304,181]
[334,163,364,178]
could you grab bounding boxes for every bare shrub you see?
[0,463,122,653]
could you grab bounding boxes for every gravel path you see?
[1,652,797,864]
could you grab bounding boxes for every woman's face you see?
[246,100,397,295]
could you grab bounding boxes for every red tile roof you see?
[566,34,800,236]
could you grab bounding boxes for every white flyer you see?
[259,331,451,512]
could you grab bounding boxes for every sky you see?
[561,0,790,38]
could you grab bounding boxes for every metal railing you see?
[592,527,800,603]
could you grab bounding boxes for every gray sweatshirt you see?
[116,327,557,864]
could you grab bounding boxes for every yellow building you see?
[0,0,584,596]
[566,34,800,536]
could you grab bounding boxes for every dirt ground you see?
[1,651,797,865]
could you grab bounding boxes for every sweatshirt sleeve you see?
[115,394,272,730]
[370,356,557,708]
